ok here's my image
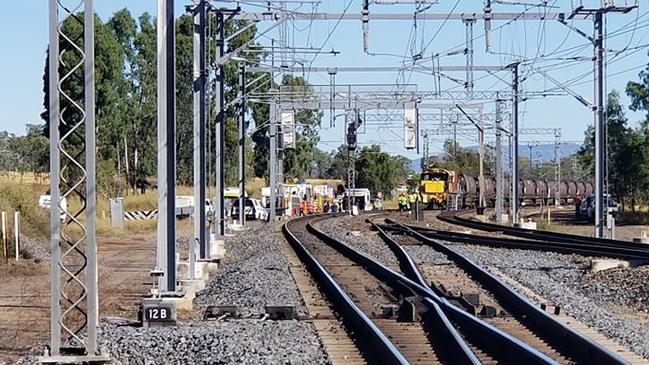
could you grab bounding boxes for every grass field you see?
[0,173,186,239]
[0,172,350,241]
[616,211,649,225]
[0,171,275,240]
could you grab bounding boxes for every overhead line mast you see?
[569,1,638,238]
[212,1,637,234]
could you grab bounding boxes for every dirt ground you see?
[0,231,158,363]
[520,205,649,241]
[409,205,649,242]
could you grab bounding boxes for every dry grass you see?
[0,181,49,241]
[0,169,250,238]
[65,184,198,234]
[122,190,158,211]
[0,259,47,276]
[617,211,649,226]
[383,196,399,209]
[536,221,566,233]
[305,178,344,187]
[0,171,49,185]
[246,177,266,198]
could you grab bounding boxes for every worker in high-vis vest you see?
[398,194,406,212]
[300,200,307,216]
[409,192,418,213]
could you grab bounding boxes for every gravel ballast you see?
[317,216,400,266]
[194,223,308,317]
[323,214,649,359]
[96,222,328,364]
[446,242,649,359]
[99,320,327,365]
[582,266,649,312]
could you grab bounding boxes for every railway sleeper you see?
[265,305,298,320]
[203,305,238,320]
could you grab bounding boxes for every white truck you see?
[175,195,214,218]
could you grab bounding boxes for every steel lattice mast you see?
[44,0,107,362]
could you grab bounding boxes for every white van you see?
[38,195,68,221]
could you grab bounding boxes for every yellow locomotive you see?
[420,168,458,209]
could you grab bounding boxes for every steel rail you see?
[304,217,557,365]
[449,212,646,248]
[283,216,409,365]
[383,219,630,365]
[435,211,649,259]
[383,222,649,260]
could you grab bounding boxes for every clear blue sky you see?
[0,0,186,135]
[1,1,647,160]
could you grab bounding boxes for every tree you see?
[627,57,649,118]
[578,90,649,211]
[35,9,325,195]
[107,10,157,193]
[252,75,323,181]
[327,145,412,198]
[41,12,128,196]
[355,145,412,198]
[423,139,494,177]
[326,145,350,180]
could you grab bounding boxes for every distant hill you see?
[411,143,581,172]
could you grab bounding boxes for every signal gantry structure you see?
[41,0,642,363]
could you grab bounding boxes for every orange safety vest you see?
[300,201,307,214]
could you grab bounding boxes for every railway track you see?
[284,215,571,365]
[285,216,442,364]
[395,210,649,260]
[373,219,631,365]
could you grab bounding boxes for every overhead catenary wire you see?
[227,1,648,160]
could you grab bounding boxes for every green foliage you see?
[325,145,350,180]
[578,90,649,211]
[0,125,48,175]
[38,11,266,191]
[251,74,323,181]
[627,62,649,116]
[355,145,412,198]
[423,139,494,176]
[327,144,412,198]
[0,183,49,239]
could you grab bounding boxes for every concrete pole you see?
[215,11,226,236]
[84,0,99,349]
[269,100,277,221]
[156,0,176,292]
[511,63,520,224]
[453,116,458,161]
[528,144,534,177]
[48,0,62,353]
[192,0,207,266]
[594,11,605,238]
[14,212,19,260]
[239,64,246,226]
[555,131,561,206]
[269,38,277,221]
[1,212,6,263]
[478,111,485,208]
[495,100,503,222]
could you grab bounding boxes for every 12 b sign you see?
[143,306,172,321]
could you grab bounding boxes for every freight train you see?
[420,167,593,209]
